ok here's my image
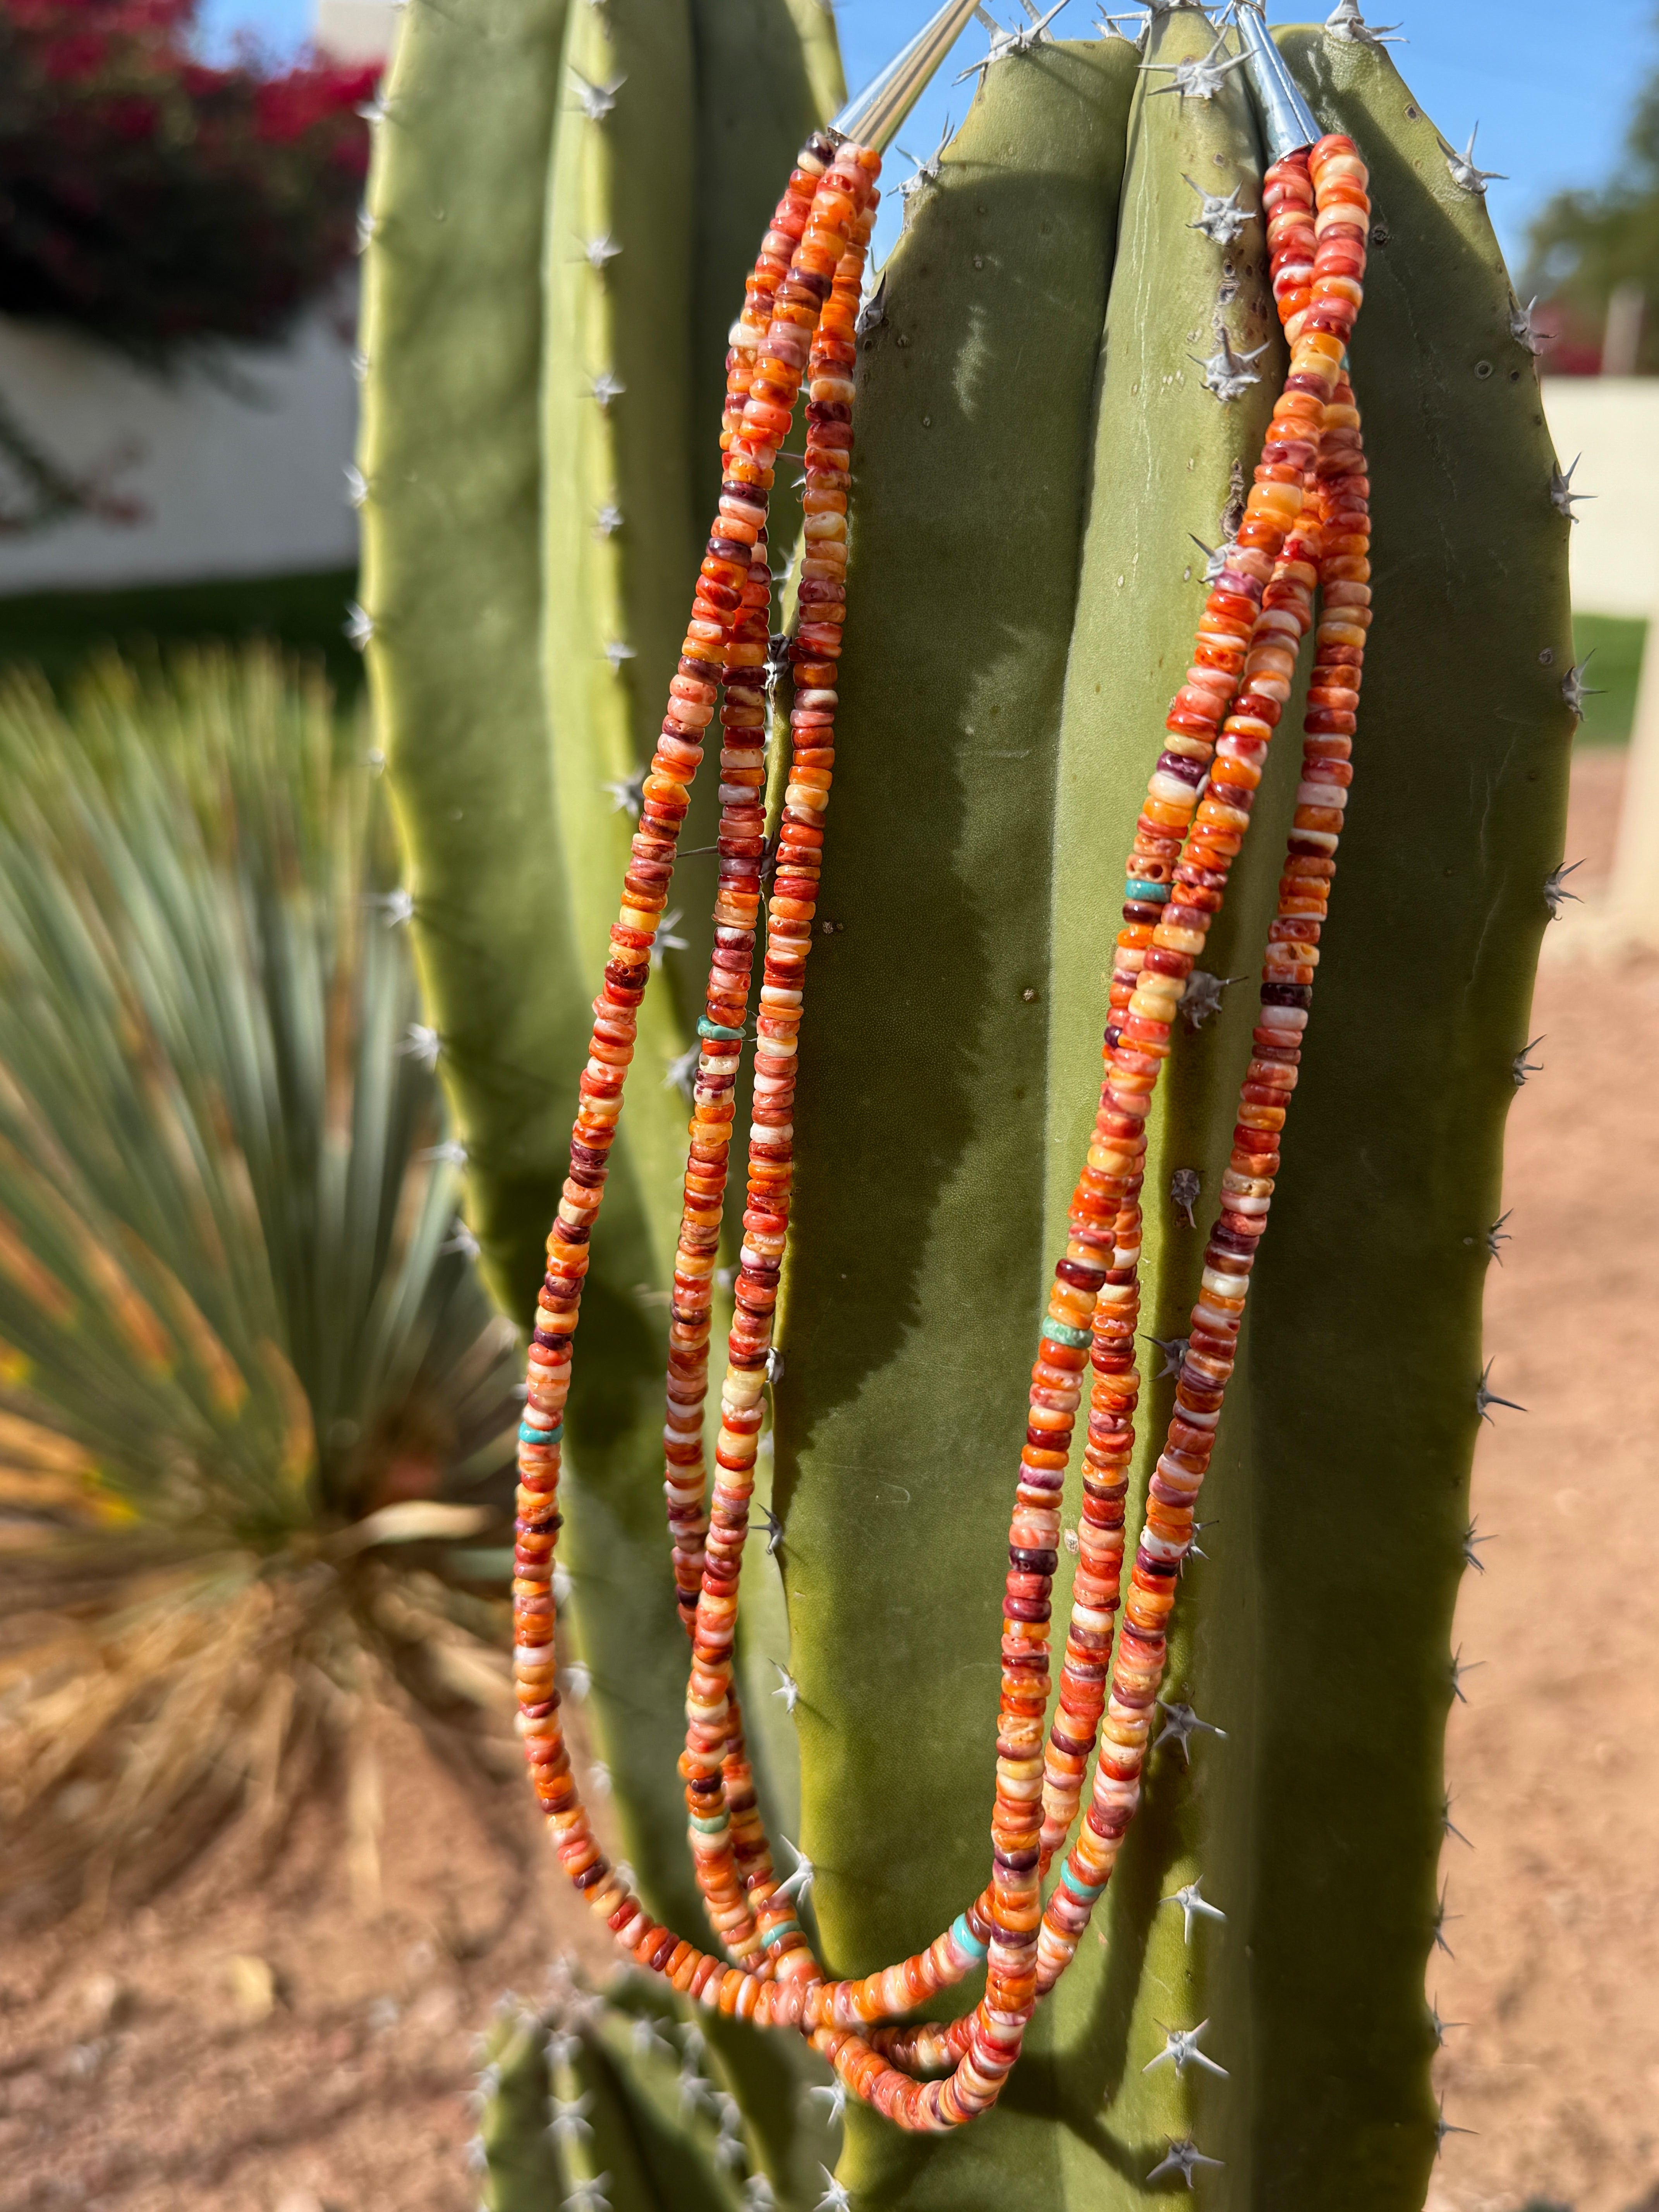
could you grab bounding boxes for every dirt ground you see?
[0,747,1654,2212]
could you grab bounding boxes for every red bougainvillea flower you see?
[0,0,378,360]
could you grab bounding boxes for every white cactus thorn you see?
[766,1344,786,1387]
[553,1562,573,1605]
[571,67,625,121]
[356,91,392,122]
[1161,1877,1226,1944]
[714,2132,747,2174]
[1145,2138,1224,2188]
[1143,2018,1229,2080]
[464,2134,488,2173]
[1434,2101,1475,2153]
[1188,532,1237,587]
[1194,323,1269,404]
[1154,1700,1227,1763]
[420,1139,469,1166]
[565,1659,591,1701]
[1432,1882,1458,1958]
[601,766,645,817]
[1461,1524,1492,1579]
[649,908,688,969]
[1427,1997,1464,2047]
[855,273,888,340]
[814,2170,853,2212]
[776,1836,815,1904]
[1144,1331,1189,1381]
[678,2055,715,2115]
[1448,1645,1484,1703]
[1324,0,1403,44]
[371,886,415,926]
[629,2011,674,2057]
[680,2022,706,2062]
[771,1659,802,1714]
[399,1022,441,1068]
[587,1759,611,1798]
[1549,455,1592,520]
[713,2090,743,2135]
[1183,176,1254,247]
[1181,968,1244,1031]
[614,1858,637,1890]
[594,502,624,536]
[547,2091,594,2145]
[1442,1794,1471,1848]
[761,1504,785,1558]
[1484,1209,1512,1261]
[1510,295,1545,354]
[1561,657,1601,720]
[563,2176,612,2212]
[603,638,636,672]
[743,2179,777,2211]
[1187,1515,1216,1563]
[583,232,622,268]
[546,2027,582,2068]
[356,208,376,252]
[897,116,953,206]
[1475,1361,1524,1424]
[808,2075,848,2122]
[365,745,386,773]
[443,1218,481,1260]
[1442,125,1504,195]
[344,462,370,508]
[1543,859,1583,917]
[664,1044,699,1099]
[352,347,370,383]
[956,0,1067,86]
[590,370,627,408]
[345,601,375,650]
[1511,1035,1544,1086]
[1142,27,1249,102]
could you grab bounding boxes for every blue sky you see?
[201,0,1653,275]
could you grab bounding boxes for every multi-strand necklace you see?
[510,88,1374,2130]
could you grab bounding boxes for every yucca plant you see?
[0,649,522,1906]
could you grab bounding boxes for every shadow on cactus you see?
[0,650,523,1910]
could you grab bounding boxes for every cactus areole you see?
[515,13,1344,2134]
[362,0,1571,2197]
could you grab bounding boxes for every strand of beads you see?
[676,196,877,1975]
[1034,136,1371,1996]
[851,132,1371,2081]
[661,527,774,1638]
[511,131,879,1951]
[769,137,1376,2115]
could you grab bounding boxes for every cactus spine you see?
[364,6,1570,2205]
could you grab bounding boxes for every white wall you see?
[1541,378,1659,622]
[0,303,360,599]
[315,0,402,65]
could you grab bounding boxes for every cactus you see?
[363,6,1570,2206]
[478,1966,779,2212]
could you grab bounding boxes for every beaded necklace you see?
[510,70,1375,2133]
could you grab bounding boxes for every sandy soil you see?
[1428,745,1659,2212]
[1,747,1654,2212]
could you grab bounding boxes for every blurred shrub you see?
[0,0,376,362]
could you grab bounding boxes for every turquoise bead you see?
[1043,1318,1092,1349]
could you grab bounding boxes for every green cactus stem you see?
[367,6,1570,2205]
